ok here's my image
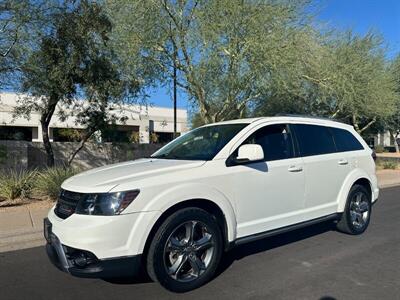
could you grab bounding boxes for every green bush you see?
[0,169,37,201]
[35,166,78,200]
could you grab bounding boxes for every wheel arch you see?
[337,170,373,212]
[352,178,372,197]
[142,199,232,258]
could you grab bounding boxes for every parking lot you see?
[1,186,399,300]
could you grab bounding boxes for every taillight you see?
[371,150,377,161]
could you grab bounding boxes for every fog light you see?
[73,253,88,267]
[64,245,98,268]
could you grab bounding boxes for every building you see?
[374,131,399,150]
[0,93,188,143]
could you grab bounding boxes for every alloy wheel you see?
[163,220,215,282]
[349,191,370,230]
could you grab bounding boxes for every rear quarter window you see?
[330,127,364,152]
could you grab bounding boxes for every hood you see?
[61,158,206,193]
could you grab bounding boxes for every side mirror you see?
[235,144,264,164]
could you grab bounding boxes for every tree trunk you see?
[67,129,94,166]
[352,114,361,133]
[352,114,376,134]
[359,117,377,133]
[40,96,58,167]
[389,130,400,153]
[41,120,54,167]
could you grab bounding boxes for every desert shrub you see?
[0,169,37,201]
[150,132,159,143]
[381,160,398,170]
[129,131,140,144]
[35,166,78,200]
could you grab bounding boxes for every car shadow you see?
[102,271,152,285]
[103,220,336,286]
[215,220,336,278]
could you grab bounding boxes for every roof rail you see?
[274,113,347,124]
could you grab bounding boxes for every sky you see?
[149,0,400,111]
[318,0,400,57]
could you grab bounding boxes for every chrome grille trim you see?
[54,189,85,219]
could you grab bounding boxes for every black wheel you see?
[337,184,372,235]
[146,207,223,292]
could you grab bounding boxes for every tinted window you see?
[331,127,364,152]
[293,124,336,156]
[241,124,295,161]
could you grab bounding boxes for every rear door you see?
[291,124,350,218]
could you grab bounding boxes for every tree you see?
[323,32,397,133]
[382,54,400,152]
[256,31,398,134]
[14,0,139,166]
[190,112,206,129]
[108,1,399,139]
[0,0,47,88]
[107,0,317,124]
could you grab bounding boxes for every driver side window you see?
[241,124,295,161]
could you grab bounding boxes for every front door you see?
[230,123,306,238]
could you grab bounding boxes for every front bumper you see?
[47,206,161,259]
[45,218,142,278]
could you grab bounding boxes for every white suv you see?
[44,116,379,292]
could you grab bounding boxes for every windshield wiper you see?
[151,153,178,159]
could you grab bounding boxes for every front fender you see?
[129,183,237,255]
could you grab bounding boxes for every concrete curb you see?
[0,228,45,253]
[379,183,400,189]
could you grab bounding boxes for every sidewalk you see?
[376,169,400,188]
[0,202,52,253]
[0,170,399,253]
[377,152,400,159]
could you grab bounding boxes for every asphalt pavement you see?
[1,187,399,300]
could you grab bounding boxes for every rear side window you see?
[241,124,295,161]
[331,127,364,152]
[293,124,336,157]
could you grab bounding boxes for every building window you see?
[101,125,140,143]
[53,128,84,142]
[0,126,33,141]
[153,132,178,143]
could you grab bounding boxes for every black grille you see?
[54,189,86,219]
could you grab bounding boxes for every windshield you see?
[151,123,248,161]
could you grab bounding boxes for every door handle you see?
[288,165,303,172]
[338,159,348,165]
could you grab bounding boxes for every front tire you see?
[146,207,223,292]
[337,184,372,235]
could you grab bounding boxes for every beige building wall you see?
[0,93,188,143]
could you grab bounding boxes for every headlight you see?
[75,190,140,216]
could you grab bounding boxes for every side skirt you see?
[234,213,341,246]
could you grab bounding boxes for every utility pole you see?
[173,41,177,139]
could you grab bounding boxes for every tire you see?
[337,184,372,235]
[146,207,223,292]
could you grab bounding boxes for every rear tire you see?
[337,184,371,235]
[146,207,223,292]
